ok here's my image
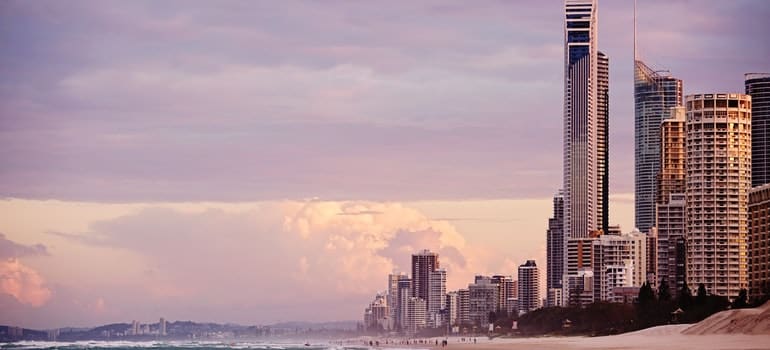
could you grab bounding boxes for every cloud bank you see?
[0,234,52,307]
[1,199,538,327]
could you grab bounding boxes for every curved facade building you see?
[746,73,770,187]
[634,60,683,234]
[685,93,751,298]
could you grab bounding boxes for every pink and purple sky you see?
[0,0,768,328]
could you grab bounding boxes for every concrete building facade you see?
[518,260,541,315]
[428,269,447,327]
[468,277,498,327]
[685,93,751,299]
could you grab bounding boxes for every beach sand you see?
[416,328,770,350]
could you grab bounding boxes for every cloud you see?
[43,200,495,323]
[0,258,52,307]
[0,233,48,258]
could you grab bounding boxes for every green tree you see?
[658,279,672,301]
[696,283,708,305]
[488,311,497,324]
[732,289,748,309]
[638,282,655,305]
[678,284,693,310]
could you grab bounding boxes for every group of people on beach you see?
[357,337,478,348]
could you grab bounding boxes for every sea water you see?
[0,341,371,350]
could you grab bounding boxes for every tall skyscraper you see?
[634,60,683,233]
[546,190,565,306]
[517,260,540,315]
[563,0,599,240]
[411,250,438,312]
[746,73,770,187]
[685,93,751,298]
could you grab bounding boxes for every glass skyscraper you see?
[634,60,682,233]
[746,73,770,187]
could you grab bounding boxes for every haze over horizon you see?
[1,0,768,329]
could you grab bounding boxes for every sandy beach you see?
[426,327,770,350]
[348,304,770,350]
[353,325,770,350]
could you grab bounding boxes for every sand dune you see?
[683,301,770,335]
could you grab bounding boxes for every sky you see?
[0,0,768,329]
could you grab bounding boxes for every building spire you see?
[633,0,638,61]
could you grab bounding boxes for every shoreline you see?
[341,326,770,350]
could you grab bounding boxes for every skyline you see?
[1,0,770,329]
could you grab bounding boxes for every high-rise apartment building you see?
[658,107,687,203]
[387,273,408,329]
[749,184,770,300]
[563,0,614,307]
[428,269,447,327]
[396,278,412,330]
[518,260,541,315]
[656,107,687,292]
[491,275,515,315]
[592,230,648,301]
[657,193,687,292]
[405,297,426,335]
[468,277,498,327]
[457,288,470,326]
[746,73,770,187]
[646,228,658,286]
[563,0,599,241]
[446,291,459,326]
[685,93,751,299]
[565,235,598,295]
[634,60,683,233]
[546,190,565,307]
[363,293,389,331]
[411,250,439,311]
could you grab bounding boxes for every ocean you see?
[0,342,371,350]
